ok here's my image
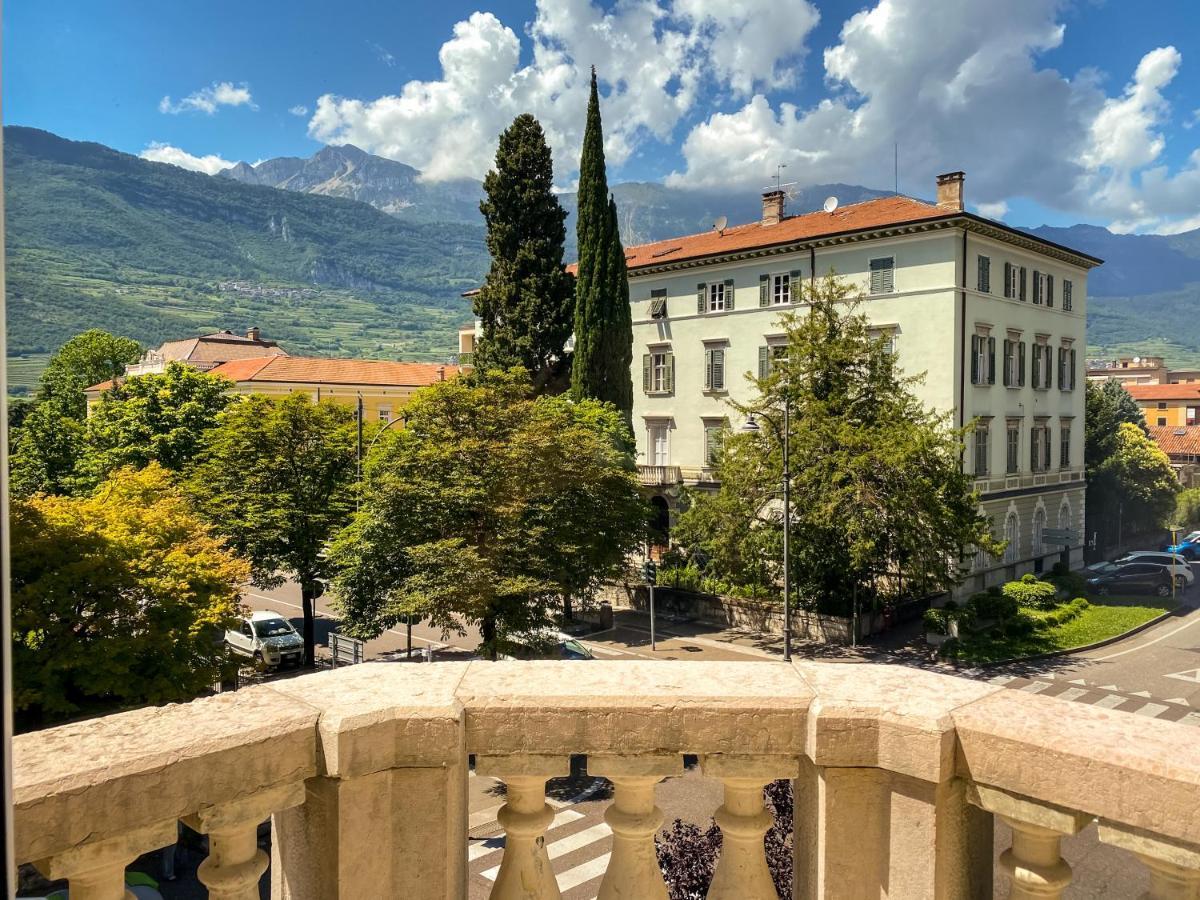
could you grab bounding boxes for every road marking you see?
[583,643,637,658]
[1130,690,1153,698]
[1068,678,1089,686]
[1165,668,1200,683]
[478,811,589,879]
[1181,712,1200,727]
[1094,694,1128,709]
[1055,687,1088,702]
[1021,681,1053,694]
[1166,697,1191,706]
[1134,702,1169,718]
[1098,684,1120,691]
[1091,610,1200,661]
[469,805,503,829]
[556,854,612,891]
[468,839,504,862]
[988,675,1017,686]
[547,823,612,860]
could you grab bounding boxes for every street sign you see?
[1041,528,1078,545]
[330,631,364,667]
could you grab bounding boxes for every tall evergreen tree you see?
[571,69,634,423]
[473,114,575,391]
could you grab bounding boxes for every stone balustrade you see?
[13,660,1200,899]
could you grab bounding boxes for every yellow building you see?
[1126,383,1200,428]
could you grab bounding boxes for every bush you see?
[1043,569,1088,599]
[923,608,949,634]
[1034,597,1091,629]
[967,590,1018,622]
[1003,574,1059,610]
[1003,616,1036,638]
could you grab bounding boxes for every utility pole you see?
[782,394,792,662]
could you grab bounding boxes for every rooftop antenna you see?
[713,214,728,235]
[772,163,787,192]
[894,141,899,195]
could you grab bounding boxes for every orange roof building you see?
[1125,383,1200,428]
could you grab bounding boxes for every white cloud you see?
[160,81,257,115]
[307,0,819,183]
[289,105,309,117]
[976,201,1009,220]
[139,142,236,175]
[367,41,396,68]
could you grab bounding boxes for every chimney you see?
[246,326,261,342]
[438,366,446,382]
[936,171,965,211]
[761,189,785,226]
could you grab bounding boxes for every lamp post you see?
[743,397,792,662]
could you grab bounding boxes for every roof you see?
[1125,384,1200,402]
[565,195,1103,275]
[155,331,286,365]
[208,355,454,387]
[86,378,119,394]
[1148,425,1200,457]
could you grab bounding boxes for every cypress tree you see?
[571,69,634,424]
[473,114,574,390]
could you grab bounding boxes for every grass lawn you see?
[948,596,1177,665]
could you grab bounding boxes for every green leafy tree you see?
[77,362,233,488]
[187,394,359,666]
[675,274,1001,613]
[329,370,645,657]
[473,114,575,391]
[9,330,142,496]
[11,465,247,728]
[570,69,634,422]
[1096,421,1180,538]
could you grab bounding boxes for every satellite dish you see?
[1133,356,1141,364]
[823,196,839,214]
[713,215,728,233]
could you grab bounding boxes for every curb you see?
[952,605,1184,669]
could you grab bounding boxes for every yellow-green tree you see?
[12,465,247,728]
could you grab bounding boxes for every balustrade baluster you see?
[1098,822,1200,900]
[970,784,1090,900]
[701,755,799,900]
[185,781,306,900]
[35,820,178,900]
[477,754,570,900]
[591,754,682,899]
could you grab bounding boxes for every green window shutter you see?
[1033,270,1041,304]
[1064,280,1073,310]
[758,345,770,380]
[971,336,979,384]
[789,269,802,302]
[978,255,990,293]
[1032,345,1040,386]
[759,274,769,307]
[1019,267,1027,301]
[665,353,674,393]
[1031,430,1037,471]
[697,283,707,315]
[1003,262,1012,298]
[1070,348,1077,389]
[724,279,735,311]
[987,337,996,384]
[713,347,725,390]
[1046,274,1054,307]
[1018,341,1026,386]
[704,347,713,391]
[870,257,895,294]
[1003,340,1011,387]
[642,354,651,394]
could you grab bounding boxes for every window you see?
[378,406,391,423]
[977,255,991,293]
[1063,280,1073,311]
[647,422,670,466]
[1033,344,1052,390]
[1158,417,1168,427]
[1060,423,1071,468]
[649,288,667,319]
[758,344,788,380]
[1032,270,1051,306]
[1003,338,1025,387]
[1033,508,1047,556]
[1006,422,1020,474]
[704,345,726,391]
[1157,401,1168,410]
[971,334,995,385]
[1188,407,1198,427]
[703,420,727,466]
[1031,424,1051,472]
[642,350,674,394]
[771,273,790,305]
[974,423,990,476]
[697,280,734,314]
[871,328,898,355]
[1004,511,1020,563]
[869,257,895,294]
[1058,347,1077,390]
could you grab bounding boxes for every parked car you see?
[1086,563,1174,597]
[1114,551,1194,588]
[1164,530,1200,560]
[500,632,596,661]
[226,611,305,668]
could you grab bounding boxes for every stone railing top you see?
[13,659,1200,866]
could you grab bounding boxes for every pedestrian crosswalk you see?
[980,670,1196,723]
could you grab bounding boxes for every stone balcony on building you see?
[637,464,683,486]
[13,660,1200,899]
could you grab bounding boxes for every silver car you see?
[1114,551,1194,589]
[226,611,305,668]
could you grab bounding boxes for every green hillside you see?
[4,127,487,393]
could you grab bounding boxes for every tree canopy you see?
[674,274,1000,613]
[36,328,142,418]
[187,393,359,666]
[473,114,575,390]
[11,465,246,728]
[329,369,646,657]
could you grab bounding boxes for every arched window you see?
[1058,497,1073,533]
[1033,508,1047,557]
[1004,511,1020,564]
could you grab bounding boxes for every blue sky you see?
[7,1,1200,232]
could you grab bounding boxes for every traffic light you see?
[642,559,657,584]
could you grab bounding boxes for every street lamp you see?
[743,401,792,662]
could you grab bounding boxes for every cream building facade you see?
[625,173,1101,590]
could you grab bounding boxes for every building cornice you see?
[626,213,1103,279]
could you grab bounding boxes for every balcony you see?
[13,661,1200,899]
[637,464,682,486]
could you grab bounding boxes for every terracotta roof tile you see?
[1125,384,1200,401]
[209,356,455,387]
[1148,425,1200,457]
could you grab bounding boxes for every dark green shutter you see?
[1033,271,1041,304]
[1003,340,1011,387]
[759,274,769,307]
[1003,262,1012,298]
[987,337,996,384]
[789,269,802,302]
[1018,341,1026,386]
[1032,345,1040,387]
[713,348,724,390]
[724,279,735,311]
[971,336,979,384]
[642,354,651,393]
[664,353,674,393]
[1070,349,1077,389]
[758,345,770,380]
[1047,275,1054,307]
[697,283,706,315]
[1019,267,1027,301]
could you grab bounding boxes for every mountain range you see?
[7,128,1200,393]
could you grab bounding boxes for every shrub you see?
[1043,569,1088,599]
[967,591,1018,622]
[1003,574,1058,610]
[1034,596,1091,629]
[1002,616,1035,638]
[923,608,949,634]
